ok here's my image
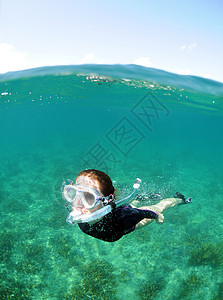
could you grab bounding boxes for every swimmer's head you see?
[75,169,115,198]
[63,171,142,225]
[64,169,115,214]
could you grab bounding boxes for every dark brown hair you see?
[76,169,115,197]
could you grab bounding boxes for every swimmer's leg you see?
[134,195,189,229]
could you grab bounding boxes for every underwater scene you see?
[0,64,223,299]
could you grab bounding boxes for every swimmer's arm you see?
[135,213,164,229]
[131,204,164,229]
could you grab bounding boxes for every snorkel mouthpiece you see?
[67,205,113,225]
[66,209,82,225]
[64,178,142,225]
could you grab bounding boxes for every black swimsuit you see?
[78,205,158,242]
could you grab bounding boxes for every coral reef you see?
[136,280,165,300]
[0,231,15,263]
[21,242,45,261]
[0,276,31,300]
[178,274,203,299]
[64,259,117,300]
[13,241,46,275]
[55,236,72,259]
[189,242,223,267]
[212,282,223,300]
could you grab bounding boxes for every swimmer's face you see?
[74,175,104,213]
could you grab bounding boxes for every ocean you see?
[0,64,223,299]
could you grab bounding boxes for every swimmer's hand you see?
[155,213,164,224]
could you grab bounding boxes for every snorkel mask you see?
[62,178,142,225]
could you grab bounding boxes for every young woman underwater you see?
[62,169,192,242]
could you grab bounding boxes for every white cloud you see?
[133,57,151,67]
[188,43,197,50]
[179,45,186,51]
[81,53,95,64]
[180,43,197,51]
[0,43,30,73]
[0,44,97,73]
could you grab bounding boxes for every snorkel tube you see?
[115,178,141,207]
[66,178,142,225]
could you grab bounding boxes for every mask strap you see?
[99,194,115,206]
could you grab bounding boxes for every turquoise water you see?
[0,64,223,299]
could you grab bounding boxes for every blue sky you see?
[0,0,222,82]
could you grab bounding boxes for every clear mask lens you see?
[66,186,77,203]
[63,184,99,209]
[82,191,96,207]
